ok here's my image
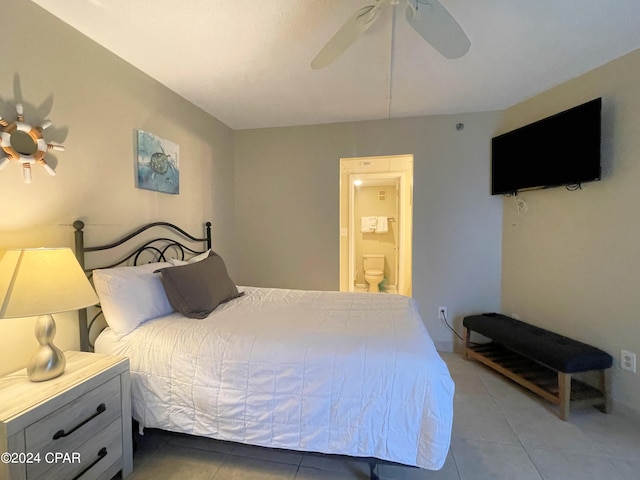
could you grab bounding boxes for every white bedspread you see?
[95,287,454,470]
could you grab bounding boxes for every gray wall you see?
[234,113,504,349]
[0,0,235,374]
[500,48,640,416]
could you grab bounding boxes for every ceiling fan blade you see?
[311,2,384,69]
[405,0,470,59]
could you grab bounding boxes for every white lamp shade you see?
[0,248,99,319]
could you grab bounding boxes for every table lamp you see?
[0,248,99,381]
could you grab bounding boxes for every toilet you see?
[363,254,385,293]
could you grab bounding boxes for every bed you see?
[73,220,454,478]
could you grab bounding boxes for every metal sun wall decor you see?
[136,130,179,195]
[0,103,65,183]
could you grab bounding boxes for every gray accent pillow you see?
[157,253,242,318]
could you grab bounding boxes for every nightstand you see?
[0,351,133,480]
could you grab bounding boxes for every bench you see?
[462,313,612,420]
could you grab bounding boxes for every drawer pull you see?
[72,447,107,480]
[53,403,106,440]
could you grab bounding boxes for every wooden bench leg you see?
[558,372,572,421]
[599,368,612,414]
[463,327,470,360]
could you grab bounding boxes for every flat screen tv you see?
[491,97,602,195]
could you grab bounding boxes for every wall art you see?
[136,130,179,194]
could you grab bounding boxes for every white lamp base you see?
[27,314,66,382]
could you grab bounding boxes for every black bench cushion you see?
[463,314,613,373]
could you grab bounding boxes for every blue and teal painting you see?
[136,130,180,194]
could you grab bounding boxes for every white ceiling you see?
[32,0,640,130]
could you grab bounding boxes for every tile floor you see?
[126,353,640,480]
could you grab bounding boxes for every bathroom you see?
[339,155,413,296]
[354,180,398,293]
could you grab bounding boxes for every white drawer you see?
[30,419,123,480]
[25,376,122,479]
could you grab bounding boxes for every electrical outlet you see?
[621,350,637,373]
[438,306,448,321]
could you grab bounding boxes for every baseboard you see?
[613,400,640,421]
[434,340,454,352]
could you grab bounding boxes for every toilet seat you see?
[365,269,383,276]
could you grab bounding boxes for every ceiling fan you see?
[311,0,470,69]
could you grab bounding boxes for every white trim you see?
[348,175,356,292]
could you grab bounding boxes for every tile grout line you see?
[447,447,463,480]
[479,371,549,480]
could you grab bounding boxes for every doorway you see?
[339,155,413,296]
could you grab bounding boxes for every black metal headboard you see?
[73,220,212,351]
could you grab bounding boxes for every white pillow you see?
[93,262,173,337]
[168,249,211,267]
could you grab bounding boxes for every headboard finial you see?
[205,222,212,249]
[73,220,85,231]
